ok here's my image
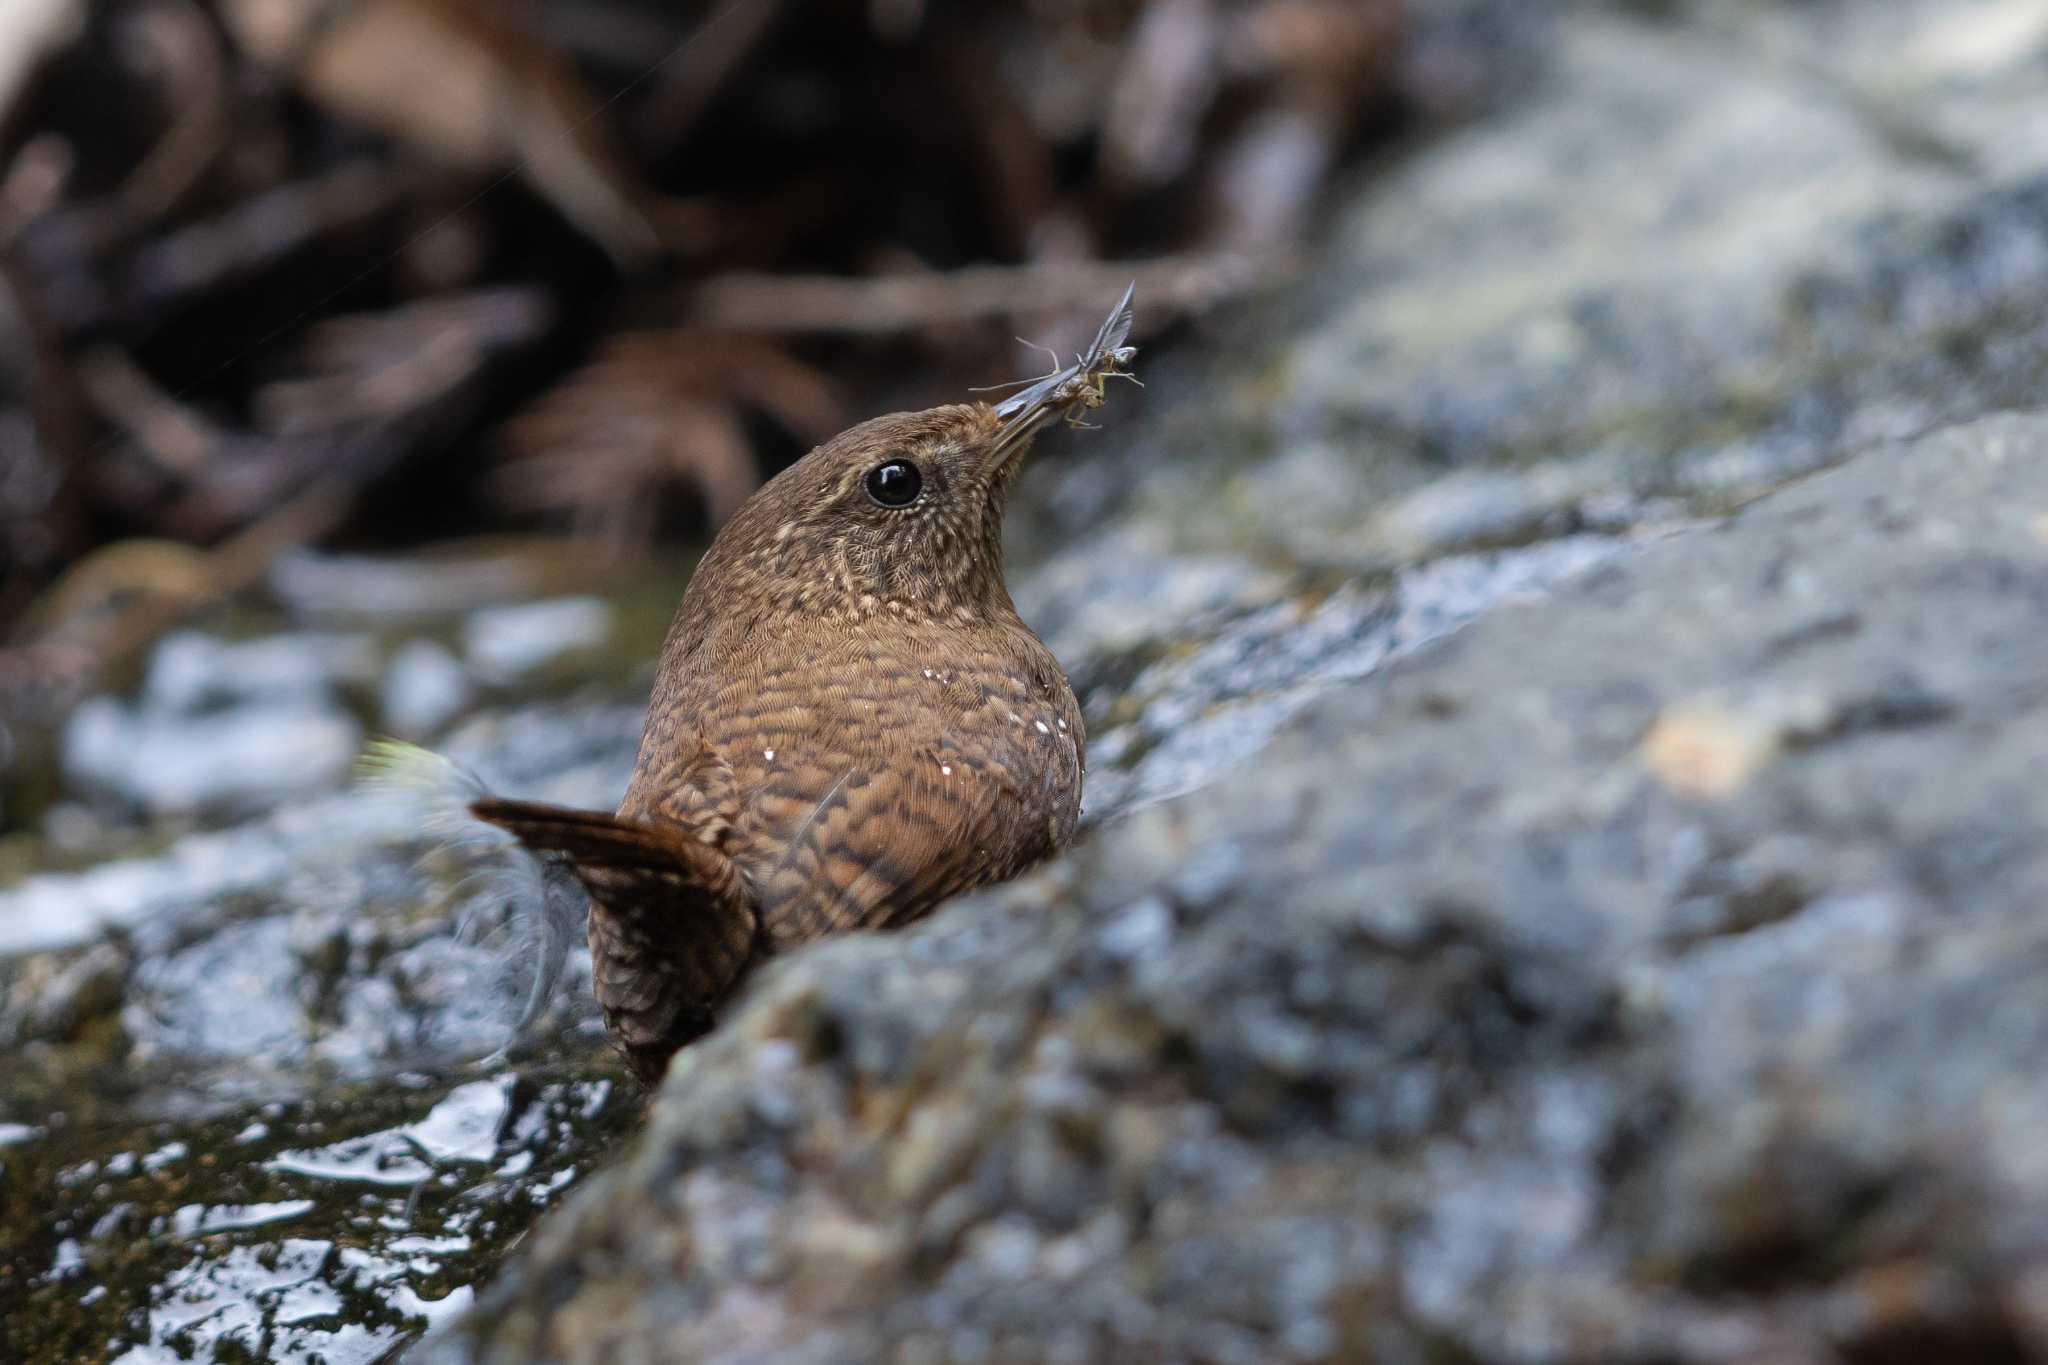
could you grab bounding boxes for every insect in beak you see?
[989,282,1140,465]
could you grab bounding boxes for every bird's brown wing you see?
[743,720,1079,953]
[622,729,743,846]
[470,797,754,1083]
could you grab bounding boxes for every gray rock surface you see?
[1030,0,2048,571]
[427,414,2048,1365]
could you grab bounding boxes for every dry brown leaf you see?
[256,286,555,434]
[498,330,842,541]
[116,0,231,221]
[217,0,666,266]
[1227,0,1403,99]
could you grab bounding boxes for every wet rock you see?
[57,628,376,819]
[429,411,2048,1365]
[142,629,379,712]
[0,690,645,1362]
[62,693,362,820]
[1,939,131,1044]
[7,701,637,1071]
[383,640,475,740]
[463,598,612,685]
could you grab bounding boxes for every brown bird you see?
[462,289,1136,1084]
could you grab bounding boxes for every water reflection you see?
[9,1067,633,1362]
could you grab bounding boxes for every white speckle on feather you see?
[1057,718,1068,730]
[1035,721,1050,734]
[763,749,775,762]
[940,764,953,776]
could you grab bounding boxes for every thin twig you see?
[633,0,786,160]
[75,345,225,477]
[30,158,402,335]
[117,0,231,223]
[26,476,351,669]
[681,254,1286,335]
[0,135,71,249]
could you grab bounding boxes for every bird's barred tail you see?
[468,797,758,1085]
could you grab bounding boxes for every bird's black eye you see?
[863,459,923,508]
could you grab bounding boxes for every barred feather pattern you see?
[467,796,756,1083]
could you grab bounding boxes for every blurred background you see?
[0,0,1411,841]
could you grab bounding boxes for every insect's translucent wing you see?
[1087,281,1137,362]
[992,367,1075,420]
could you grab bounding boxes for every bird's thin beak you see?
[986,282,1138,467]
[990,395,1063,465]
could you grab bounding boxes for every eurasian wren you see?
[471,288,1137,1083]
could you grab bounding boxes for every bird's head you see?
[687,288,1136,626]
